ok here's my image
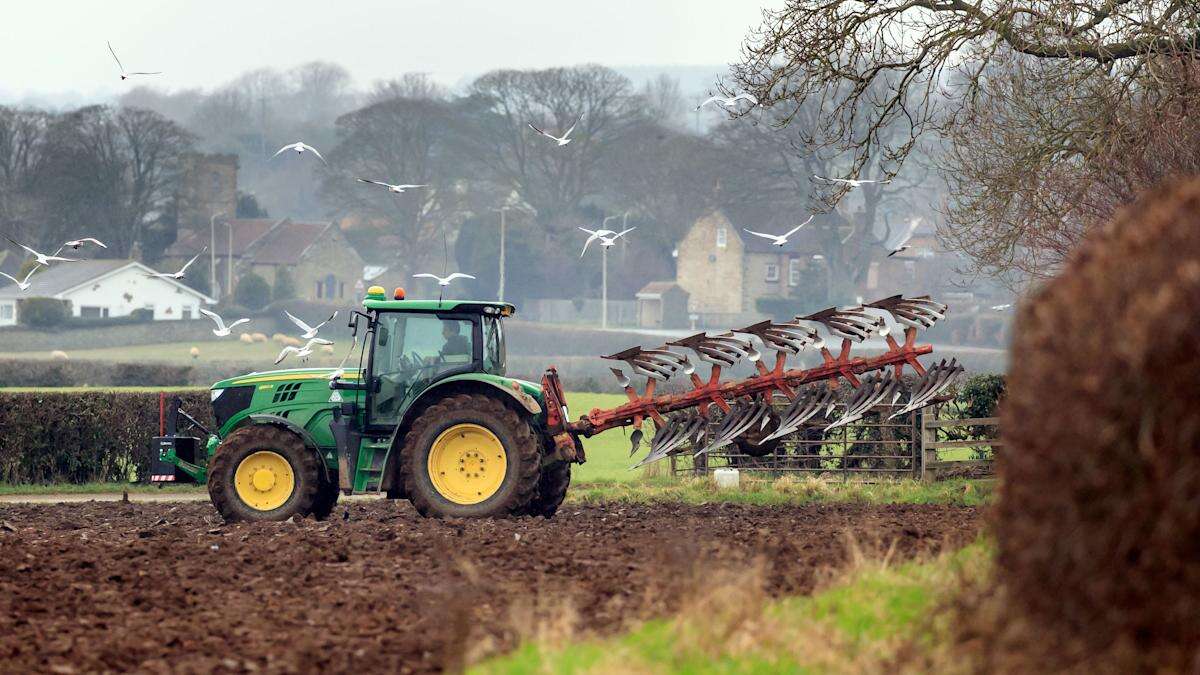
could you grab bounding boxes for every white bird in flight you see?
[107,41,161,81]
[991,304,1013,312]
[742,216,814,247]
[578,227,635,257]
[695,93,759,111]
[355,178,427,194]
[285,310,338,340]
[886,221,920,257]
[275,338,334,365]
[5,237,80,266]
[144,249,205,279]
[272,142,327,165]
[0,267,38,291]
[528,113,582,146]
[53,238,107,256]
[413,272,475,286]
[199,308,250,337]
[813,175,892,189]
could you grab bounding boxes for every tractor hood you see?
[211,368,363,390]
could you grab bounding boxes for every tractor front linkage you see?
[540,295,963,467]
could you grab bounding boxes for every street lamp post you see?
[209,212,225,300]
[227,219,234,303]
[490,207,509,303]
[600,215,619,330]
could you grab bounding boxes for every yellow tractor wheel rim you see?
[428,423,507,505]
[234,451,295,511]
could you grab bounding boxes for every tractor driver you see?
[438,321,471,362]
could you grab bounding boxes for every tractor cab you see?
[344,285,516,432]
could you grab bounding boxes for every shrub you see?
[0,360,192,388]
[0,390,213,484]
[996,179,1200,670]
[235,271,271,310]
[273,266,296,302]
[18,297,69,328]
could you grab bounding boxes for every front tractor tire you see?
[401,393,541,518]
[208,425,322,523]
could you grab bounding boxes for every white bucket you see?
[713,468,740,490]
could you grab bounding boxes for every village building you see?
[0,260,213,327]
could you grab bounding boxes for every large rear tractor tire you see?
[400,393,541,518]
[208,425,321,523]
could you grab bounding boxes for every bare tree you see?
[323,96,468,276]
[367,73,449,105]
[464,65,641,228]
[943,56,1200,281]
[639,74,688,129]
[287,61,356,124]
[0,106,50,242]
[732,0,1199,279]
[35,106,193,258]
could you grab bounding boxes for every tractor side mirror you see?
[377,323,389,347]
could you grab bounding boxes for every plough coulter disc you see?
[763,386,837,441]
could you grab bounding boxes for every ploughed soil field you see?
[0,500,980,673]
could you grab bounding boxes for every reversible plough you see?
[542,295,963,467]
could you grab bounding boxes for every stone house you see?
[635,281,690,329]
[165,218,365,304]
[674,211,824,326]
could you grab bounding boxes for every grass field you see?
[474,539,992,674]
[0,339,342,366]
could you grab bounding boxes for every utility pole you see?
[490,206,509,302]
[227,220,234,303]
[601,245,608,330]
[209,212,225,300]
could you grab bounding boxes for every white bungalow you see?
[0,260,214,327]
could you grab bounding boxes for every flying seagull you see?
[275,338,334,365]
[272,142,327,165]
[528,113,582,146]
[990,304,1013,312]
[695,93,759,110]
[0,267,38,291]
[107,41,161,81]
[355,178,427,194]
[886,221,920,257]
[199,308,250,337]
[144,249,206,279]
[5,237,80,266]
[578,227,635,257]
[813,175,892,188]
[53,238,107,256]
[285,310,338,340]
[413,272,476,286]
[742,216,814,247]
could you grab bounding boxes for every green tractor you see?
[152,286,581,522]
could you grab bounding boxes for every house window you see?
[0,304,13,321]
[716,227,727,249]
[788,259,802,286]
[765,264,779,282]
[80,306,109,319]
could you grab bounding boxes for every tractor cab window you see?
[483,316,505,375]
[369,313,476,426]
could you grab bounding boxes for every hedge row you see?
[0,360,196,388]
[0,390,213,484]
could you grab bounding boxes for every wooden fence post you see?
[920,408,939,482]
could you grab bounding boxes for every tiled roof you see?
[637,281,684,298]
[165,218,280,258]
[249,221,332,265]
[0,259,130,299]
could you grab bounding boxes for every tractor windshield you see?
[369,313,475,426]
[483,315,505,375]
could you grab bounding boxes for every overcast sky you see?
[0,1,773,102]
